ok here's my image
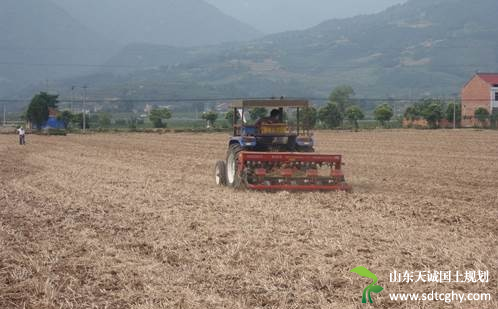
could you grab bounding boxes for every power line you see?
[0,60,497,70]
[0,44,494,53]
[0,96,481,104]
[0,61,141,68]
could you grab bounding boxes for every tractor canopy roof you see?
[230,99,309,109]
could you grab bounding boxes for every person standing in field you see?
[17,126,26,145]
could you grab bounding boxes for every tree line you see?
[24,92,174,130]
[403,98,497,128]
[23,89,497,131]
[214,86,394,130]
[23,88,393,131]
[404,98,460,128]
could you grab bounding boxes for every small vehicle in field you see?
[215,99,352,191]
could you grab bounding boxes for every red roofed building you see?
[461,73,498,127]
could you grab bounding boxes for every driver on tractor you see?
[255,109,281,128]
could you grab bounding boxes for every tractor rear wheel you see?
[226,144,243,188]
[215,160,227,186]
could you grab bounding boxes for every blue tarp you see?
[41,116,65,129]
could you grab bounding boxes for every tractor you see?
[214,99,351,191]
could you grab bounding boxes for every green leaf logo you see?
[350,266,383,304]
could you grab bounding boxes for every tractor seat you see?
[259,123,289,135]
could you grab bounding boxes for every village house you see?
[461,73,498,127]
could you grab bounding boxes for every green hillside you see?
[91,0,498,101]
[16,0,498,110]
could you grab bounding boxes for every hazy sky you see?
[205,0,407,33]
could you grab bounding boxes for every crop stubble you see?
[0,130,497,309]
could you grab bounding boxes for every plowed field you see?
[1,130,497,308]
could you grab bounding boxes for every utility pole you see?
[453,99,456,129]
[83,85,88,133]
[3,104,5,127]
[71,86,75,113]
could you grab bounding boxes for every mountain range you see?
[204,0,406,33]
[51,0,262,47]
[3,0,498,110]
[0,0,262,102]
[55,0,498,103]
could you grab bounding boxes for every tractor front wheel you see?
[226,144,243,188]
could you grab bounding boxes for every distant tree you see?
[446,102,461,125]
[26,92,59,129]
[318,103,342,129]
[249,107,268,121]
[225,110,234,121]
[345,105,365,131]
[149,108,172,128]
[490,112,498,129]
[374,103,393,127]
[404,99,444,128]
[71,113,89,129]
[98,112,112,128]
[422,101,445,129]
[329,85,355,115]
[226,110,243,127]
[301,106,318,129]
[474,107,490,127]
[201,111,218,128]
[404,106,419,121]
[57,110,73,129]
